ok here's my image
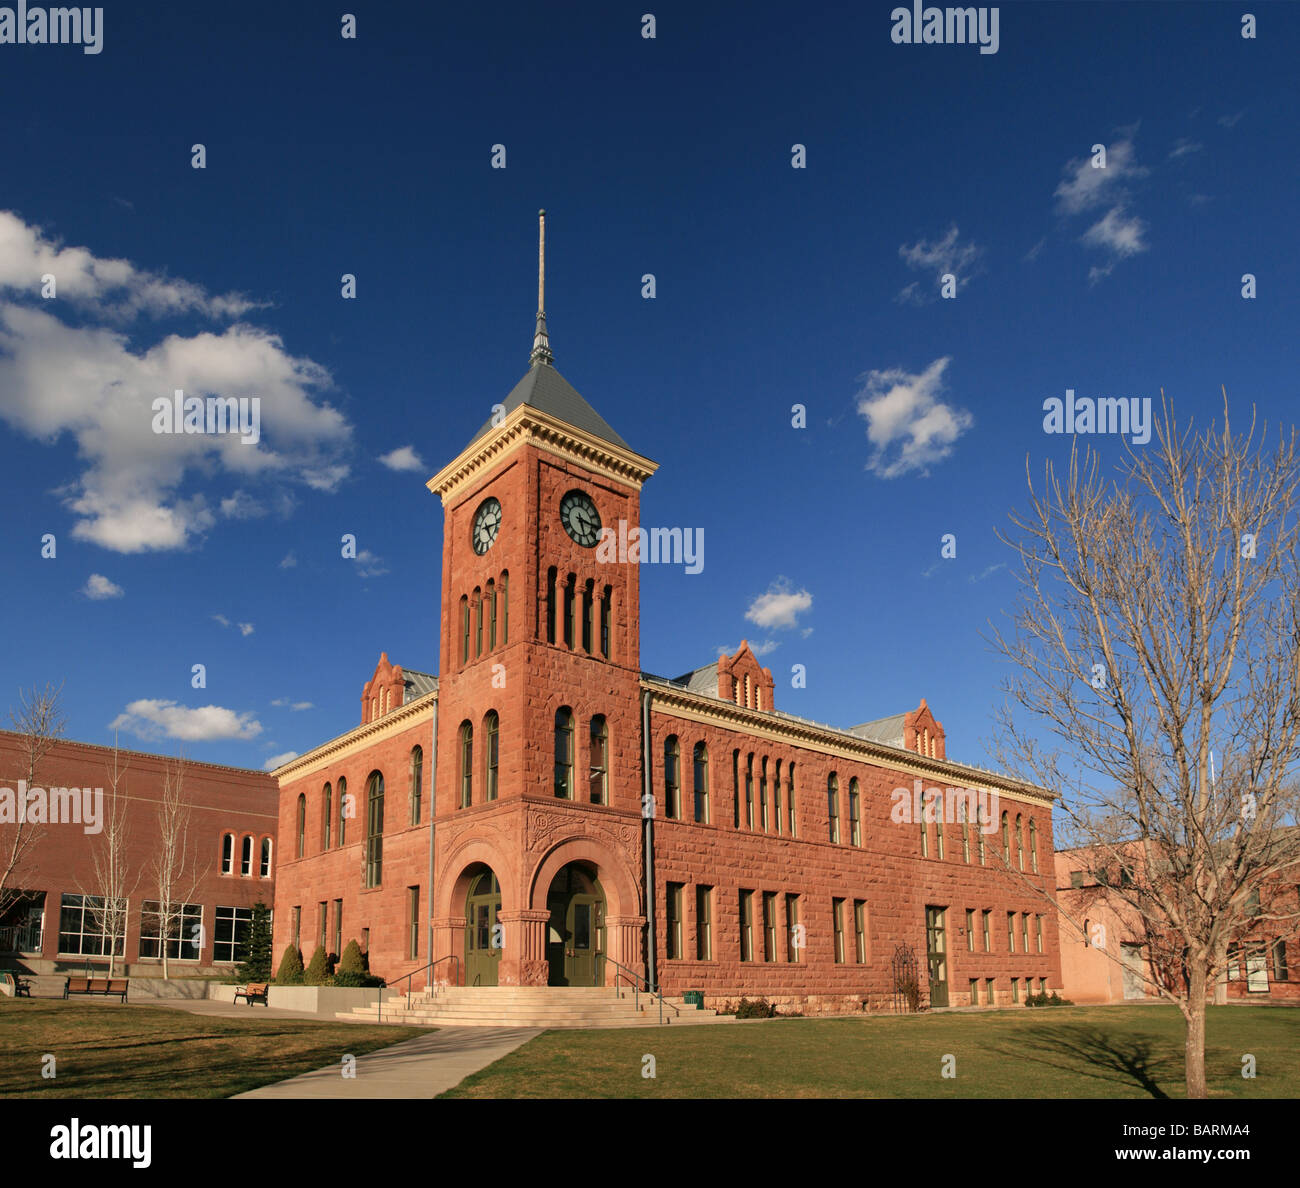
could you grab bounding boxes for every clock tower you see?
[425,212,658,987]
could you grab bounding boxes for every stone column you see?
[604,915,647,988]
[499,909,551,986]
[431,916,465,986]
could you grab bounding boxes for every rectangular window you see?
[1007,912,1016,952]
[981,910,991,952]
[828,782,839,844]
[760,770,768,832]
[1038,977,1047,995]
[408,886,420,960]
[1022,913,1030,954]
[936,821,944,860]
[1035,914,1044,954]
[920,814,928,857]
[849,786,860,846]
[787,768,796,837]
[739,890,754,962]
[319,901,328,952]
[745,761,754,829]
[786,894,802,963]
[854,900,867,964]
[969,978,980,1006]
[832,898,845,964]
[762,892,776,962]
[213,906,253,963]
[57,893,126,957]
[1273,939,1289,982]
[985,977,995,1003]
[293,905,301,950]
[139,901,202,961]
[1011,977,1020,1003]
[696,886,712,961]
[773,764,782,835]
[966,909,975,952]
[333,899,342,957]
[666,883,682,960]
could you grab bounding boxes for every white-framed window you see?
[213,905,254,963]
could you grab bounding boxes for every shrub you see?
[303,945,333,986]
[235,903,273,982]
[1026,991,1074,1007]
[333,969,386,988]
[274,944,304,985]
[337,939,366,976]
[734,996,777,1019]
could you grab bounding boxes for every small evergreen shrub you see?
[1026,991,1073,1007]
[303,945,332,986]
[734,996,777,1019]
[235,903,273,982]
[333,969,386,988]
[337,939,366,976]
[274,944,304,985]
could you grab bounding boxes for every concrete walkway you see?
[231,1026,541,1098]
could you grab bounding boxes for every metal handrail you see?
[377,954,460,1023]
[605,956,680,1024]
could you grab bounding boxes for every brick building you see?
[271,217,1064,1012]
[0,731,278,977]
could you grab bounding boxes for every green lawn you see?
[443,1004,1300,1098]
[0,997,426,1099]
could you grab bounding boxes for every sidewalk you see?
[231,1025,541,1098]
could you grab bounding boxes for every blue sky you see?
[0,1,1295,772]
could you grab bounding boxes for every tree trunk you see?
[1184,968,1208,1098]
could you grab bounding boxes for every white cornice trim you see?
[273,692,437,781]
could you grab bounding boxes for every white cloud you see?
[278,551,297,569]
[238,622,254,636]
[212,613,231,627]
[1217,110,1244,128]
[109,699,262,742]
[1054,137,1147,215]
[1168,138,1202,160]
[291,701,313,711]
[745,579,813,631]
[855,357,973,478]
[0,211,352,554]
[263,751,299,771]
[378,445,426,472]
[1083,207,1148,258]
[82,573,123,599]
[896,225,984,302]
[220,490,266,519]
[354,548,388,578]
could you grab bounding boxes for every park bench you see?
[233,982,269,1006]
[64,976,129,1002]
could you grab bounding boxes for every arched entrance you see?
[465,870,502,986]
[545,863,606,986]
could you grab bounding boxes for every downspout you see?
[642,687,657,992]
[426,698,438,986]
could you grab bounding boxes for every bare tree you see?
[80,737,139,977]
[151,756,207,979]
[990,396,1300,1098]
[0,683,66,917]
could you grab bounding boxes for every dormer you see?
[718,641,776,711]
[904,698,946,759]
[360,653,438,725]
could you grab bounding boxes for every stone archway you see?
[434,838,519,986]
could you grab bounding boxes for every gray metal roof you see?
[398,667,438,699]
[468,362,630,451]
[669,661,720,697]
[847,713,908,748]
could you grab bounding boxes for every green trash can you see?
[683,990,704,1009]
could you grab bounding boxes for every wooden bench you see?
[64,976,129,1002]
[233,982,269,1006]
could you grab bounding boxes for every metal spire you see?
[529,208,554,366]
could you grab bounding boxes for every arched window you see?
[977,810,986,865]
[500,570,509,645]
[563,574,576,649]
[322,782,332,849]
[664,735,681,819]
[787,763,796,837]
[600,585,612,658]
[459,721,474,808]
[546,567,557,644]
[743,674,751,708]
[365,771,384,888]
[1015,814,1025,871]
[1029,818,1039,873]
[849,778,861,846]
[260,837,272,879]
[221,832,234,875]
[474,586,483,658]
[337,777,347,845]
[484,711,499,801]
[745,754,754,828]
[295,794,306,859]
[460,595,470,664]
[410,746,423,825]
[582,579,594,653]
[772,759,782,834]
[1001,812,1010,865]
[920,792,928,857]
[759,757,769,831]
[486,579,497,651]
[959,798,971,863]
[589,716,608,804]
[732,749,740,828]
[693,741,709,824]
[554,707,574,798]
[827,773,840,844]
[241,835,253,877]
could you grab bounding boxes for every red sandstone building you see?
[272,229,1064,1012]
[0,731,278,977]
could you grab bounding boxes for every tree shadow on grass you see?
[985,1024,1176,1098]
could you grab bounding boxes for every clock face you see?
[560,490,602,548]
[472,497,502,555]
